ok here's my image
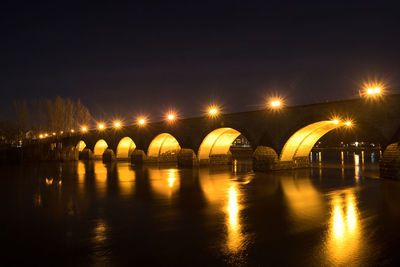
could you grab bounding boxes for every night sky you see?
[1,1,399,121]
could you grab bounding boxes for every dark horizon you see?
[2,1,399,120]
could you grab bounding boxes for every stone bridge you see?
[28,94,400,173]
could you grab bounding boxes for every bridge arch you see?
[147,133,181,159]
[116,137,136,159]
[76,140,86,152]
[280,121,348,162]
[198,127,242,163]
[93,139,108,159]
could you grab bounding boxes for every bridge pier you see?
[80,148,94,160]
[380,143,400,180]
[209,153,232,165]
[252,146,278,171]
[131,149,147,165]
[177,149,198,167]
[103,149,115,162]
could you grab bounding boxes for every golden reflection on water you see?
[199,170,247,253]
[148,168,180,199]
[325,190,362,266]
[281,173,324,232]
[92,218,110,264]
[94,161,107,197]
[354,154,361,181]
[117,162,135,197]
[77,161,85,193]
[226,184,244,253]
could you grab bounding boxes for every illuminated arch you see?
[116,137,136,159]
[76,140,86,152]
[198,128,241,161]
[280,121,346,162]
[93,139,108,158]
[147,133,181,157]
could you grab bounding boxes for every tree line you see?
[4,97,91,142]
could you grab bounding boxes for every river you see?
[1,151,400,266]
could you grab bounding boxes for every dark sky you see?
[1,1,399,121]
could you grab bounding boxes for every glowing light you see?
[198,128,241,161]
[280,121,346,162]
[94,139,108,159]
[52,132,56,136]
[60,131,64,134]
[366,87,382,95]
[362,81,385,98]
[71,129,75,133]
[148,133,181,158]
[98,123,105,130]
[269,98,282,109]
[138,118,146,125]
[39,134,44,139]
[116,137,136,159]
[345,121,352,127]
[167,113,175,121]
[114,121,121,128]
[44,133,48,137]
[76,140,86,152]
[81,126,87,132]
[208,105,219,117]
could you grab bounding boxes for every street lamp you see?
[208,106,219,117]
[138,118,146,126]
[81,126,88,132]
[361,81,384,98]
[98,123,105,130]
[268,97,283,110]
[114,121,121,128]
[167,113,176,121]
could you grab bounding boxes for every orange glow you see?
[114,121,121,128]
[39,134,44,139]
[268,98,283,109]
[116,137,136,159]
[362,80,385,98]
[198,128,241,161]
[147,133,181,158]
[280,120,347,162]
[71,129,75,133]
[98,123,105,130]
[52,132,56,136]
[345,121,352,127]
[138,118,146,125]
[167,113,175,121]
[44,133,48,137]
[208,105,219,117]
[81,126,88,132]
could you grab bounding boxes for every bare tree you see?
[75,98,91,129]
[12,100,29,139]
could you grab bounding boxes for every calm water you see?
[1,151,400,266]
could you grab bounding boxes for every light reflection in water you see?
[354,154,360,181]
[148,168,180,199]
[77,161,85,193]
[199,170,247,253]
[92,218,110,264]
[325,191,362,266]
[94,161,107,197]
[117,162,135,197]
[341,151,344,165]
[281,173,324,232]
[226,184,243,253]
